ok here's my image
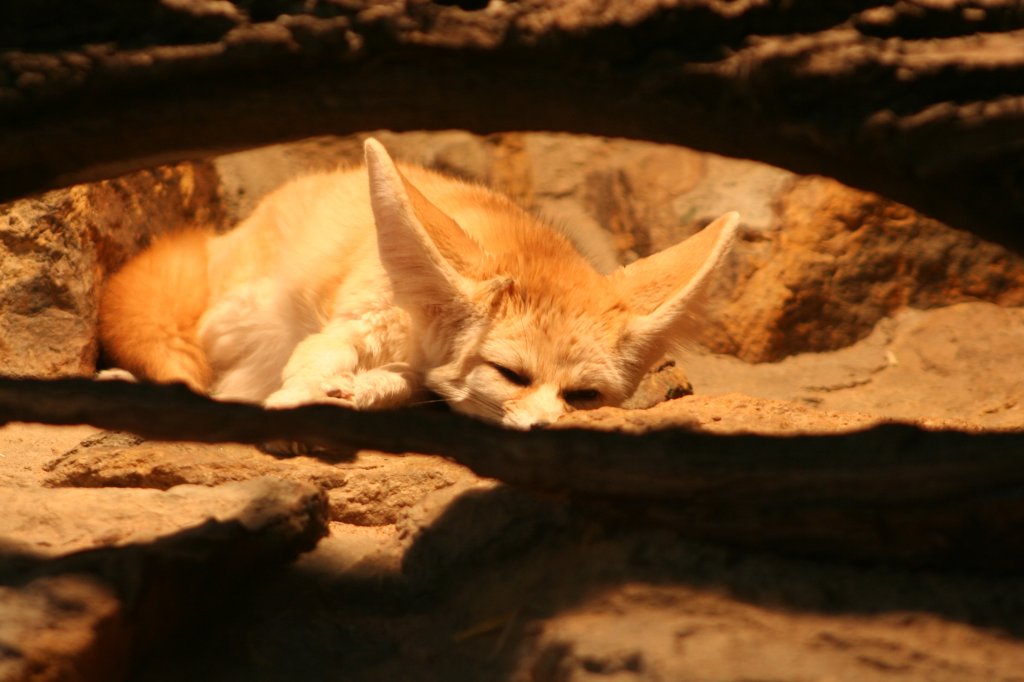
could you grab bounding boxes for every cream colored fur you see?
[100,139,738,429]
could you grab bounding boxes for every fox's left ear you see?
[365,138,484,311]
[614,211,739,362]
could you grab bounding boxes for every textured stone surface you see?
[678,302,1024,429]
[558,391,886,435]
[327,452,472,527]
[44,432,475,528]
[699,177,1024,361]
[0,423,98,487]
[0,575,127,682]
[560,303,1024,435]
[0,161,223,377]
[3,378,1024,682]
[2,0,1024,256]
[519,584,1024,682]
[0,477,328,682]
[0,478,326,559]
[44,432,348,492]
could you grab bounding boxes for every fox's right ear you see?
[615,211,739,366]
[365,138,484,311]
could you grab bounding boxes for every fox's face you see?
[364,139,738,429]
[422,283,643,429]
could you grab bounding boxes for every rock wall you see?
[0,162,223,377]
[3,1,1023,255]
[4,131,1023,376]
[704,176,1024,361]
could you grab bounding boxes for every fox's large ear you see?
[616,211,739,361]
[365,138,484,309]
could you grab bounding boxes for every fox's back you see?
[207,167,377,305]
[207,164,599,311]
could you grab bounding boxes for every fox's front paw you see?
[264,376,356,410]
[320,375,356,402]
[265,369,415,410]
[350,367,416,410]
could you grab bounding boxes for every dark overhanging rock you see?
[3,377,1024,569]
[1,0,1023,250]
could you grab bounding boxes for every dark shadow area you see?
[2,2,1024,251]
[401,485,1024,635]
[0,503,325,679]
[126,482,1024,681]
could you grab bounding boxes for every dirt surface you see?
[2,302,1024,681]
[0,423,98,488]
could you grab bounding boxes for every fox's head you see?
[365,138,737,429]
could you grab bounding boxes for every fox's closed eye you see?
[563,388,601,405]
[489,362,531,387]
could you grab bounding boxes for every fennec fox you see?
[100,139,738,429]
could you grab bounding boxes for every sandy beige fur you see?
[100,139,737,429]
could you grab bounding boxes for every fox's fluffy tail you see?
[99,230,213,392]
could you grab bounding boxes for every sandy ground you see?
[0,423,101,488]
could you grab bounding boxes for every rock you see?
[0,478,326,559]
[0,575,127,682]
[0,478,327,682]
[0,423,100,488]
[0,161,223,378]
[44,431,348,492]
[327,451,472,527]
[620,357,693,410]
[396,480,541,587]
[294,523,403,582]
[1,191,99,377]
[7,133,1024,379]
[520,583,1024,682]
[574,137,1008,371]
[697,177,1024,361]
[214,131,495,223]
[863,303,1024,428]
[522,133,707,263]
[559,391,886,435]
[678,302,1024,429]
[44,432,475,527]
